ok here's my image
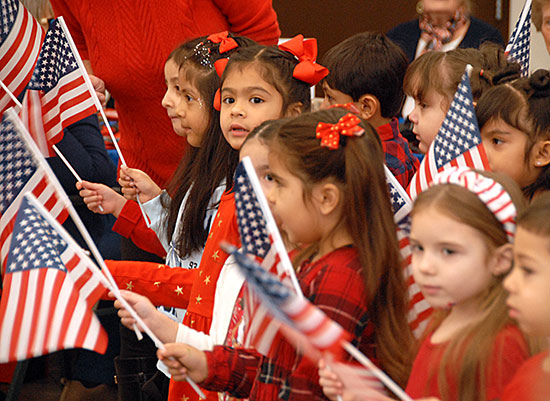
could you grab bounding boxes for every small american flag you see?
[0,109,68,274]
[230,248,350,356]
[407,66,490,200]
[233,158,302,355]
[22,17,97,155]
[0,194,107,362]
[0,0,43,114]
[506,0,532,77]
[385,166,431,337]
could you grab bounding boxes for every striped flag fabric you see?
[506,0,532,76]
[233,158,301,355]
[22,17,97,155]
[0,109,68,274]
[0,193,107,362]
[406,66,490,200]
[385,166,432,337]
[0,0,43,114]
[19,89,50,156]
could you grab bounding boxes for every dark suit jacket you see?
[387,17,505,63]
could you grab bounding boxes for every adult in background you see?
[533,0,550,55]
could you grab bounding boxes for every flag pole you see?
[241,157,303,297]
[0,79,22,111]
[56,17,151,227]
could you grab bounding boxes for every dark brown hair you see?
[322,32,408,118]
[476,69,550,198]
[163,34,256,258]
[517,191,550,237]
[221,45,313,113]
[269,108,414,385]
[411,171,527,401]
[404,43,519,111]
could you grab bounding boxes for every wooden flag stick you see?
[0,79,22,111]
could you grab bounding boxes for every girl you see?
[404,44,519,153]
[151,108,415,400]
[476,69,550,200]
[502,192,550,401]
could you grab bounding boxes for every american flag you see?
[0,194,107,362]
[22,17,97,155]
[0,109,68,274]
[385,166,432,337]
[407,66,490,200]
[0,0,43,114]
[506,0,532,77]
[230,248,350,357]
[233,158,302,355]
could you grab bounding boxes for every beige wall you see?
[509,0,549,71]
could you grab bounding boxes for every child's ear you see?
[489,243,513,276]
[532,139,550,168]
[311,182,340,216]
[284,102,303,117]
[357,94,380,121]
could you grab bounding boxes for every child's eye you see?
[186,94,195,103]
[250,97,264,104]
[520,265,534,276]
[264,173,274,182]
[175,85,181,92]
[410,242,423,253]
[223,97,235,104]
[491,137,504,146]
[442,248,455,256]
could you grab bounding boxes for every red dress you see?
[406,325,529,401]
[50,0,280,186]
[502,351,550,401]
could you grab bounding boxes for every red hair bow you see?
[278,34,329,86]
[213,88,221,111]
[316,113,364,150]
[207,31,238,54]
[214,58,228,78]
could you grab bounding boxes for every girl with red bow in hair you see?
[144,108,415,400]
[112,35,328,401]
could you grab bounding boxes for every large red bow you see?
[316,114,364,150]
[278,34,329,86]
[208,31,238,54]
[214,58,229,78]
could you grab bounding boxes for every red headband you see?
[207,31,238,54]
[316,113,364,150]
[278,35,329,86]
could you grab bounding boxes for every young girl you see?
[502,192,550,401]
[149,108,415,400]
[476,69,550,200]
[404,44,519,154]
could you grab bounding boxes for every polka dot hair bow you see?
[278,34,329,86]
[207,31,238,53]
[315,113,365,150]
[432,167,517,241]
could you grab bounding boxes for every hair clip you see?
[278,34,329,86]
[207,31,238,54]
[192,42,213,69]
[315,113,364,150]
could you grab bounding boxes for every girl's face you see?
[266,152,320,245]
[408,90,448,153]
[239,137,275,196]
[320,82,354,109]
[174,72,209,147]
[161,59,184,136]
[410,207,494,310]
[220,64,285,150]
[504,227,550,336]
[481,119,538,188]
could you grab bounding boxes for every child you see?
[404,44,518,154]
[152,108,415,400]
[476,69,550,200]
[320,32,419,187]
[502,192,550,401]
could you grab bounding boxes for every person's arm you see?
[212,0,280,45]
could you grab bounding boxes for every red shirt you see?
[50,0,280,187]
[406,325,529,401]
[200,246,376,401]
[376,118,419,188]
[502,351,550,401]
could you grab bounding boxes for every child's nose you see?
[230,100,246,117]
[503,266,518,293]
[415,253,436,275]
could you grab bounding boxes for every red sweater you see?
[50,0,280,186]
[502,351,550,401]
[406,325,528,401]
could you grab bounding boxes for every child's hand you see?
[157,343,209,383]
[77,181,126,217]
[319,359,344,400]
[119,165,162,203]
